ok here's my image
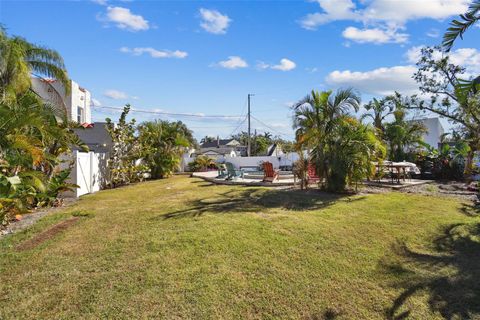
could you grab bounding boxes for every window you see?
[77,106,84,123]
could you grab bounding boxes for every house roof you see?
[200,139,240,148]
[200,147,236,155]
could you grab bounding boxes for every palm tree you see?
[443,0,480,52]
[139,120,195,179]
[384,108,427,161]
[293,89,372,191]
[361,97,393,135]
[0,90,87,175]
[0,27,69,102]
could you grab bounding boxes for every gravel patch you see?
[399,181,478,202]
[0,198,77,239]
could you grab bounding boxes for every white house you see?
[31,77,92,124]
[418,117,445,148]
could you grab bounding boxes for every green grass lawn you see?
[1,176,479,319]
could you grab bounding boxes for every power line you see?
[92,105,243,119]
[228,116,247,137]
[250,115,291,138]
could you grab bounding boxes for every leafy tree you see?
[407,46,480,174]
[230,131,277,156]
[105,105,144,187]
[200,136,215,144]
[138,120,195,179]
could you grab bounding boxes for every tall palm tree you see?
[139,120,195,179]
[443,0,480,52]
[361,97,393,135]
[384,108,427,161]
[292,89,363,190]
[0,27,69,102]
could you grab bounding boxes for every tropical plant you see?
[138,120,195,179]
[361,97,394,135]
[35,168,77,206]
[406,46,480,175]
[327,118,386,191]
[419,137,471,180]
[0,27,69,102]
[105,105,145,187]
[293,157,308,190]
[0,90,88,225]
[384,106,427,162]
[188,155,216,172]
[293,89,385,192]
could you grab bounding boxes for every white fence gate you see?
[68,151,109,197]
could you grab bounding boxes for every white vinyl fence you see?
[181,152,303,171]
[67,151,109,197]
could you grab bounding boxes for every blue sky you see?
[1,0,479,140]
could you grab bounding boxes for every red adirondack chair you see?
[262,161,279,182]
[307,162,320,184]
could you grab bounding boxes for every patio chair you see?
[262,161,279,182]
[225,162,244,180]
[216,163,227,178]
[307,163,320,185]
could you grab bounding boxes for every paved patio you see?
[364,179,434,189]
[192,171,296,187]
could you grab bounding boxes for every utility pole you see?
[247,93,254,157]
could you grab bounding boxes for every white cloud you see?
[104,89,129,99]
[216,56,248,69]
[326,45,480,96]
[342,26,408,44]
[301,0,469,29]
[120,47,188,59]
[91,0,108,5]
[300,0,469,46]
[258,58,296,71]
[199,8,231,34]
[426,28,440,38]
[92,98,102,106]
[271,58,296,71]
[326,66,418,96]
[300,0,359,29]
[103,6,149,31]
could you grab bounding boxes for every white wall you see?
[31,78,92,124]
[182,152,304,171]
[223,156,279,169]
[70,80,92,124]
[420,118,444,148]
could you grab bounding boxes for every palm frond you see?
[443,0,480,51]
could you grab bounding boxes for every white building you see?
[418,117,445,148]
[31,77,92,124]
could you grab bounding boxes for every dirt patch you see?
[1,198,77,238]
[15,217,80,251]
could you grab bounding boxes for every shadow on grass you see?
[383,223,480,320]
[157,188,364,219]
[460,202,480,217]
